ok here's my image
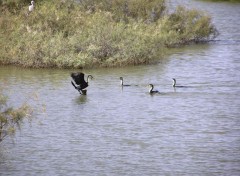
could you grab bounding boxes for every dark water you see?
[0,0,240,175]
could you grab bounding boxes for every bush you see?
[160,6,218,46]
[0,91,33,142]
[0,0,218,68]
[79,0,166,22]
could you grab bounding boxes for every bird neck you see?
[149,86,153,93]
[120,79,123,86]
[87,75,91,83]
[172,79,176,87]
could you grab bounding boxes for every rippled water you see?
[1,0,240,175]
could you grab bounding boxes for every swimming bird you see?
[172,78,186,88]
[71,72,93,94]
[28,1,34,13]
[148,84,159,94]
[120,77,131,86]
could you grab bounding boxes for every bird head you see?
[148,84,154,88]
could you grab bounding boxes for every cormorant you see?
[148,84,159,94]
[71,72,93,94]
[172,78,186,88]
[120,77,131,86]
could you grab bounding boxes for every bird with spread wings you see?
[71,72,93,95]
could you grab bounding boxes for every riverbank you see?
[0,0,218,68]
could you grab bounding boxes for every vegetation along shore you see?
[0,0,218,69]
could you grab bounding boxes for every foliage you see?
[79,0,166,22]
[0,0,218,68]
[0,0,33,14]
[160,6,218,46]
[0,91,33,142]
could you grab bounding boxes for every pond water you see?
[0,0,240,175]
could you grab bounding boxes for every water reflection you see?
[75,95,88,104]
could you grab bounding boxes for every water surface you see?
[0,0,240,175]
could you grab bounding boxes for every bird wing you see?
[71,81,78,89]
[71,81,83,94]
[71,72,85,85]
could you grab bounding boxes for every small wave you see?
[209,39,240,45]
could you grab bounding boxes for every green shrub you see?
[0,0,218,68]
[160,6,218,46]
[79,0,166,22]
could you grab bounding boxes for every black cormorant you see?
[71,72,93,94]
[148,84,159,94]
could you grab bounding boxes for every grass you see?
[0,0,218,68]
